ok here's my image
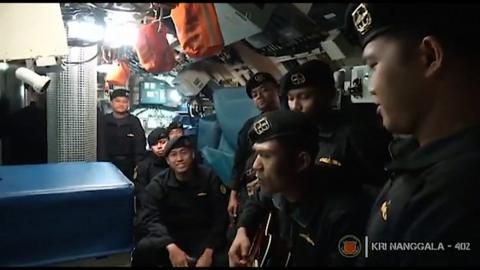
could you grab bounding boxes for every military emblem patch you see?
[318,157,342,166]
[338,235,362,258]
[253,117,271,135]
[220,184,227,195]
[254,73,265,82]
[290,73,306,86]
[352,3,372,36]
[380,200,391,221]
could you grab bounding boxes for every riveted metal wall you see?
[47,45,97,162]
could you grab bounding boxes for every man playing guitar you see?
[228,110,372,266]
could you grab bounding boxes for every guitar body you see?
[248,212,291,267]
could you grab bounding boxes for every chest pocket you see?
[164,187,211,218]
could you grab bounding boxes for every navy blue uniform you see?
[364,126,480,266]
[102,113,146,180]
[134,164,229,266]
[133,151,169,242]
[238,169,373,266]
[315,111,389,189]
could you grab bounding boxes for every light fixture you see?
[169,89,182,103]
[103,22,139,48]
[97,63,117,73]
[15,67,51,94]
[67,20,105,43]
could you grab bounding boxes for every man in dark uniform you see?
[282,60,388,188]
[228,110,372,266]
[133,127,170,243]
[102,89,146,181]
[166,121,184,140]
[344,3,480,266]
[228,72,281,220]
[132,135,229,267]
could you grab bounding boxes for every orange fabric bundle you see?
[135,21,176,73]
[170,3,224,58]
[106,60,130,86]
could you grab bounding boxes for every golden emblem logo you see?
[318,157,342,166]
[380,200,391,221]
[253,117,271,135]
[352,3,372,35]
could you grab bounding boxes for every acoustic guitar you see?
[247,212,291,267]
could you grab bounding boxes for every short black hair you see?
[167,121,184,133]
[276,135,318,167]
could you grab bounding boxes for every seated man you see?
[228,110,372,267]
[132,135,229,267]
[133,127,170,243]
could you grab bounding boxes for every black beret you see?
[167,121,184,133]
[164,135,193,156]
[110,88,129,100]
[147,127,168,147]
[248,110,318,144]
[246,72,279,99]
[281,60,334,96]
[344,3,480,48]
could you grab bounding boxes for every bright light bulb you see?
[97,63,117,74]
[169,90,182,103]
[103,22,139,48]
[67,21,104,42]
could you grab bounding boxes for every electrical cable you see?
[63,47,100,65]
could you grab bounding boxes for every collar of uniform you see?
[271,187,321,229]
[316,111,347,139]
[317,125,334,139]
[165,166,202,188]
[153,156,167,167]
[387,125,480,172]
[104,112,131,124]
[290,198,321,229]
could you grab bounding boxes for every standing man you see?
[282,59,389,188]
[228,72,281,220]
[102,89,146,181]
[228,111,371,266]
[133,135,229,267]
[345,3,480,266]
[166,121,185,140]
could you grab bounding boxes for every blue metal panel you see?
[0,162,134,266]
